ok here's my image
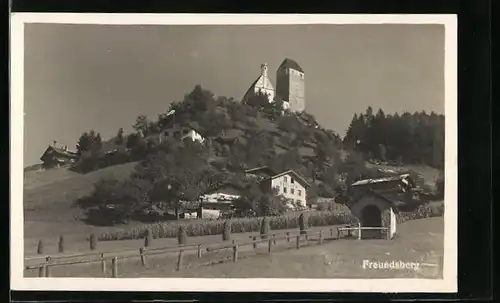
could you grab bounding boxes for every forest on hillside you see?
[343,107,444,169]
[69,85,444,225]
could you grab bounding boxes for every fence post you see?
[437,255,444,278]
[44,256,51,277]
[330,228,334,238]
[233,245,238,262]
[267,239,272,253]
[337,228,340,239]
[197,244,202,259]
[296,235,300,250]
[273,233,276,245]
[112,257,118,278]
[358,224,362,240]
[140,248,147,267]
[319,229,323,245]
[38,264,46,277]
[101,253,106,275]
[286,232,290,242]
[176,249,184,271]
[253,236,257,249]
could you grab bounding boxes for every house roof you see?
[266,169,310,188]
[278,58,304,73]
[244,166,277,176]
[350,174,412,187]
[40,145,78,161]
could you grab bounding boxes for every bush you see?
[89,234,97,250]
[222,220,231,241]
[260,217,270,239]
[298,212,307,234]
[396,201,444,223]
[177,226,188,245]
[144,228,153,247]
[58,236,64,253]
[37,240,44,255]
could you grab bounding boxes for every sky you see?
[23,23,445,166]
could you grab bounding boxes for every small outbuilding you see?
[344,174,415,239]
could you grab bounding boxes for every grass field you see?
[24,217,443,279]
[22,162,441,260]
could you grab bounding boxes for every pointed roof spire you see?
[260,62,268,77]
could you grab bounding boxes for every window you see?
[283,187,287,193]
[275,186,280,192]
[298,190,302,196]
[291,178,295,184]
[291,189,294,194]
[284,177,288,182]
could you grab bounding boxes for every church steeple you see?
[260,63,268,77]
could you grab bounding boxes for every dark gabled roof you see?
[278,58,304,73]
[40,145,78,161]
[244,166,277,176]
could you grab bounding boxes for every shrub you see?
[89,234,97,250]
[222,220,231,241]
[144,228,153,247]
[177,226,188,245]
[396,201,444,223]
[298,212,307,234]
[58,236,64,253]
[260,217,270,239]
[37,240,44,255]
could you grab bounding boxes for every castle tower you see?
[276,58,305,113]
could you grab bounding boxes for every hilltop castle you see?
[243,58,305,113]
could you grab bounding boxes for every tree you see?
[134,144,225,220]
[378,143,387,161]
[233,182,287,217]
[115,128,124,145]
[76,129,102,155]
[133,115,149,137]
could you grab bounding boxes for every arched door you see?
[361,205,382,239]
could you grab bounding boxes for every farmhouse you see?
[259,169,309,209]
[39,143,78,169]
[199,182,244,211]
[163,121,205,143]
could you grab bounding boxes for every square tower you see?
[276,58,305,113]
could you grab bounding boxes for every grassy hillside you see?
[24,162,137,212]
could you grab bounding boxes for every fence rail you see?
[25,225,389,278]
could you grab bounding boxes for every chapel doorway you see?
[361,205,383,239]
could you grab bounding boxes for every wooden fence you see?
[25,225,390,278]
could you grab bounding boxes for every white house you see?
[258,169,309,209]
[163,121,205,143]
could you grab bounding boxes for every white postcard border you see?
[10,13,458,293]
